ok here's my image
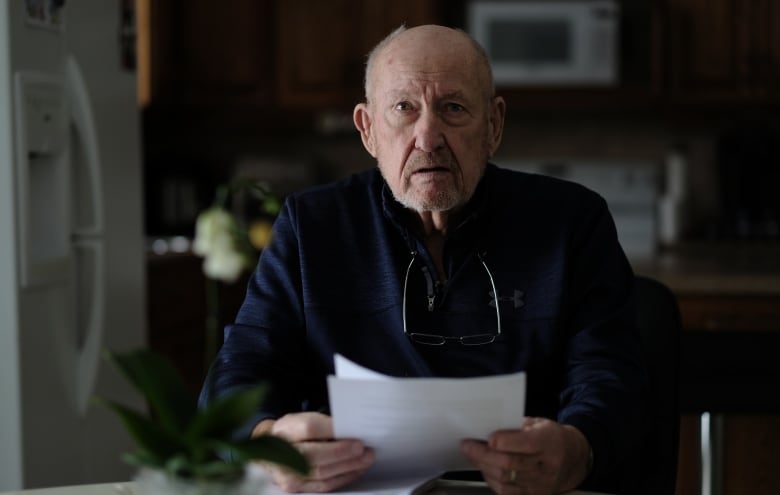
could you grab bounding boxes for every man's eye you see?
[394,101,413,111]
[445,103,465,113]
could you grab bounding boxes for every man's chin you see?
[398,192,462,213]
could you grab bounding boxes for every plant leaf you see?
[261,195,281,215]
[164,454,196,478]
[186,385,267,442]
[106,350,195,434]
[189,460,246,481]
[94,397,185,459]
[216,436,310,475]
[123,449,166,470]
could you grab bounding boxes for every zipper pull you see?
[421,266,435,311]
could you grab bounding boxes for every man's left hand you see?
[460,417,591,495]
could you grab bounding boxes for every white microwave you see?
[468,0,619,86]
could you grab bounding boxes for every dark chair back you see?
[635,275,682,494]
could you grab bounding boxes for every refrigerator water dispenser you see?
[13,71,71,287]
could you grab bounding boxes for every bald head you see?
[364,25,495,104]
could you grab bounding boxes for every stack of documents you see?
[328,355,527,480]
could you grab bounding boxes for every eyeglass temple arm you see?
[477,252,502,336]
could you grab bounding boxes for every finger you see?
[302,443,375,480]
[461,439,489,462]
[310,458,373,490]
[462,439,527,471]
[281,467,370,493]
[266,452,373,493]
[272,412,334,442]
[298,439,368,466]
[488,418,549,454]
[461,439,543,483]
[478,456,544,481]
[481,472,533,495]
[461,440,505,478]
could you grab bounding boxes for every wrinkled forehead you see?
[368,29,490,102]
[375,67,474,101]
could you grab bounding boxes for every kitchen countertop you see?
[631,242,780,295]
[144,238,780,296]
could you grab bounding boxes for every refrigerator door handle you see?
[65,55,104,237]
[66,55,107,415]
[72,238,105,416]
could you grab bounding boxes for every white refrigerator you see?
[0,0,146,489]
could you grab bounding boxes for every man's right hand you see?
[252,412,375,493]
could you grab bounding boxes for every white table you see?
[0,482,133,495]
[0,480,608,495]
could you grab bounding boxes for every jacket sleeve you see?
[556,194,647,489]
[198,197,311,439]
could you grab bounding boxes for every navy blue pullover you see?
[201,164,646,492]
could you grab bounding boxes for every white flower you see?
[192,207,233,255]
[202,245,247,283]
[192,207,250,283]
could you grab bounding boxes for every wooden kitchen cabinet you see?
[662,0,780,104]
[673,292,780,495]
[142,0,440,112]
[138,0,780,116]
[275,0,439,110]
[144,0,276,108]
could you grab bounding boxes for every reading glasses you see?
[402,251,502,346]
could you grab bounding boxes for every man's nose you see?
[413,110,445,152]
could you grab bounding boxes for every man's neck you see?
[414,210,451,239]
[411,210,457,281]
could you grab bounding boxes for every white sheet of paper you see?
[263,474,440,495]
[328,354,526,479]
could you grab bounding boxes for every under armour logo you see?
[489,290,525,309]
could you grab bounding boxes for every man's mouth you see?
[412,166,450,175]
[406,150,456,178]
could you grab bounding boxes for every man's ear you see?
[486,96,506,158]
[353,103,377,158]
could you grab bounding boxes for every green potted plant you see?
[96,349,308,495]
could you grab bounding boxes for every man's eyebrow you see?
[439,90,468,101]
[382,89,472,105]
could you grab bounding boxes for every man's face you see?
[354,27,505,213]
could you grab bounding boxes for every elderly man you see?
[202,25,645,495]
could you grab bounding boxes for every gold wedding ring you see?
[509,469,517,484]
